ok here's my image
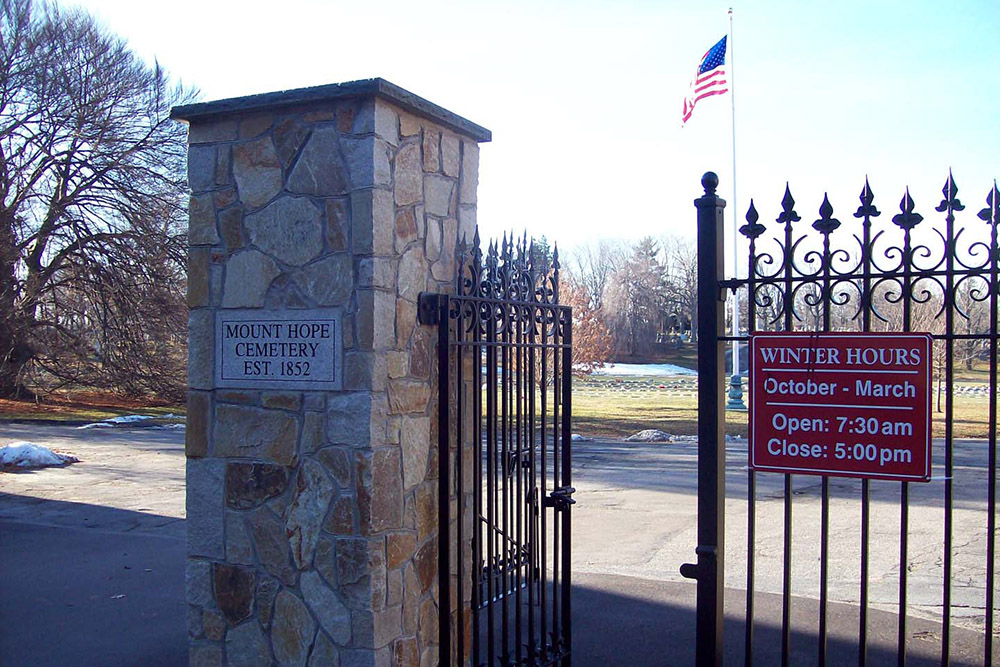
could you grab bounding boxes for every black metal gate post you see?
[681,172,727,667]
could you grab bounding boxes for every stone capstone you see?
[301,570,352,645]
[233,136,283,210]
[288,127,348,196]
[225,462,291,510]
[244,197,324,267]
[226,620,272,667]
[285,459,335,569]
[221,250,280,308]
[214,405,299,466]
[213,563,255,625]
[271,590,316,667]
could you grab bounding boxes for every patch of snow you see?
[593,363,696,377]
[0,442,78,469]
[78,413,182,429]
[570,434,591,442]
[151,423,186,430]
[625,429,673,442]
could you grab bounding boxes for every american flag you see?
[681,36,728,125]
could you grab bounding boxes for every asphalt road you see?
[0,424,996,666]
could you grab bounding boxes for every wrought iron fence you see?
[689,171,998,666]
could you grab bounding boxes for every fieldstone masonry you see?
[173,79,490,667]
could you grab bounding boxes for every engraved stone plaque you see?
[215,309,343,390]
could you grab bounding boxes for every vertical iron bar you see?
[456,301,465,667]
[745,210,759,667]
[515,303,524,666]
[986,197,999,667]
[472,318,482,667]
[819,225,834,667]
[940,180,958,667]
[782,475,793,667]
[436,295,452,666]
[486,314,496,666]
[501,304,510,660]
[553,311,562,653]
[780,185,796,667]
[856,178,878,667]
[560,308,573,666]
[472,308,482,667]
[540,305,550,661]
[686,171,727,666]
[528,300,538,664]
[898,212,914,667]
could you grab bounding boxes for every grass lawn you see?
[572,389,990,440]
[0,392,183,423]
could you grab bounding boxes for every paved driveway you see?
[0,424,995,666]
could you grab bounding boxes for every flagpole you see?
[727,6,746,410]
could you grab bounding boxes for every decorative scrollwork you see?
[448,227,566,341]
[738,172,998,335]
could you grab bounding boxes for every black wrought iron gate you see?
[687,171,999,666]
[421,234,573,667]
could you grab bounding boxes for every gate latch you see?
[543,486,576,511]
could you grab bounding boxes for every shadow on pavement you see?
[572,572,995,667]
[0,501,186,667]
[3,496,994,667]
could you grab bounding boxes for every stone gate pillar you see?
[172,79,490,667]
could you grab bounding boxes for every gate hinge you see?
[680,545,718,581]
[417,292,444,325]
[543,486,576,511]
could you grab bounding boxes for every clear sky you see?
[71,0,1000,267]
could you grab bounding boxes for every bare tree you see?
[0,0,194,398]
[660,235,698,341]
[568,239,624,312]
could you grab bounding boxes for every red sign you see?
[749,333,932,481]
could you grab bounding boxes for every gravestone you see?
[172,78,490,667]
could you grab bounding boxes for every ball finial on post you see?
[702,171,719,195]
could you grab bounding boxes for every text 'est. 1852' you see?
[214,309,343,391]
